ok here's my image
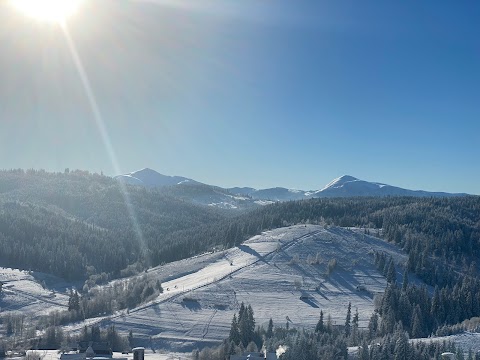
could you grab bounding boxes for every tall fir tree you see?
[387,258,397,284]
[345,302,352,337]
[229,314,240,345]
[351,307,359,345]
[368,312,378,339]
[315,310,324,333]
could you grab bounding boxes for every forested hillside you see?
[0,169,226,280]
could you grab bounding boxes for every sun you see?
[10,0,83,23]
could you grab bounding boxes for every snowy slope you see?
[115,169,258,210]
[74,225,414,351]
[0,268,70,317]
[115,168,197,188]
[161,183,259,211]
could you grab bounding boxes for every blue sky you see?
[0,0,479,193]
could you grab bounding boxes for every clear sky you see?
[1,0,479,193]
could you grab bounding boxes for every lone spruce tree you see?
[315,310,324,333]
[345,302,352,337]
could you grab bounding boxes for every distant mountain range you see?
[115,168,467,210]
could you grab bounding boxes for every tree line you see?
[194,303,462,360]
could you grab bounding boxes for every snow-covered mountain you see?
[115,168,260,210]
[116,169,467,209]
[312,175,467,198]
[115,168,197,188]
[228,175,467,201]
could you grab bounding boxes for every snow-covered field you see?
[92,225,409,351]
[0,268,70,316]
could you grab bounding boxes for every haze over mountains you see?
[116,168,468,206]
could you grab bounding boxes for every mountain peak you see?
[337,175,359,182]
[116,168,196,188]
[321,175,359,191]
[130,167,159,176]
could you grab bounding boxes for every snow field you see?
[102,225,409,349]
[0,268,69,317]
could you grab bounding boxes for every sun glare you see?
[10,0,83,23]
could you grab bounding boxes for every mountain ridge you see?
[115,168,198,187]
[116,168,469,204]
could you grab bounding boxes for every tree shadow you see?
[238,244,267,263]
[300,297,319,308]
[181,299,202,312]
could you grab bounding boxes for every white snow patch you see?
[208,202,238,209]
[254,200,275,206]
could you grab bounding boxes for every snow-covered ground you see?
[87,225,409,351]
[2,224,478,357]
[1,225,415,352]
[5,221,479,358]
[0,268,70,316]
[412,332,480,355]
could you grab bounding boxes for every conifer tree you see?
[345,302,352,337]
[401,268,409,292]
[387,259,396,284]
[359,340,369,360]
[351,307,359,345]
[315,310,324,333]
[229,314,240,345]
[368,312,378,339]
[411,305,423,339]
[246,305,255,346]
[393,332,409,360]
[266,318,274,339]
[68,290,80,312]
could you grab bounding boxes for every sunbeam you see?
[61,23,148,259]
